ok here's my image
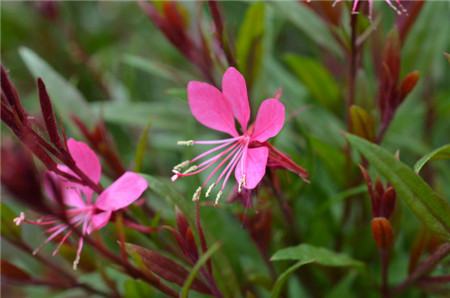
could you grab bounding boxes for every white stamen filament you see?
[183,165,198,174]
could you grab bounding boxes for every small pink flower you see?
[172,67,307,204]
[14,138,148,269]
[333,0,406,19]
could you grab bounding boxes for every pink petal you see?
[95,172,148,211]
[222,67,250,131]
[67,138,101,184]
[251,99,285,142]
[235,147,269,190]
[44,170,86,208]
[87,211,112,234]
[188,81,238,136]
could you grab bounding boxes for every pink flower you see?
[333,0,406,19]
[172,67,308,204]
[14,139,148,269]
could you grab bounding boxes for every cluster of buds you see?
[127,208,221,296]
[375,31,420,141]
[139,1,215,84]
[360,165,396,250]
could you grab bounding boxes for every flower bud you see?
[399,71,420,100]
[381,186,396,218]
[371,217,394,249]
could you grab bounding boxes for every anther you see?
[238,175,246,193]
[173,160,190,171]
[177,140,194,146]
[13,212,25,226]
[183,165,198,174]
[171,173,180,182]
[73,256,80,270]
[192,187,202,201]
[214,191,223,206]
[205,183,216,198]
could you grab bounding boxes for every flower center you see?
[172,134,251,204]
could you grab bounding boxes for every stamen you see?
[205,183,216,198]
[215,191,223,206]
[13,212,25,226]
[192,187,202,201]
[177,140,194,146]
[173,160,190,171]
[183,165,198,174]
[171,173,179,182]
[52,231,73,256]
[238,175,246,193]
[73,238,84,270]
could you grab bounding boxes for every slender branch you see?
[380,249,390,298]
[394,243,450,295]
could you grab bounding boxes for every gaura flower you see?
[172,67,308,204]
[333,0,406,19]
[14,139,148,269]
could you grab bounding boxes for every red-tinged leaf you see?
[37,78,62,150]
[175,206,189,236]
[0,260,31,282]
[125,243,212,295]
[396,0,425,45]
[185,228,199,262]
[1,65,27,123]
[382,187,396,219]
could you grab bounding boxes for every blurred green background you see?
[1,1,449,297]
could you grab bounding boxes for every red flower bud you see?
[399,71,420,100]
[371,217,394,250]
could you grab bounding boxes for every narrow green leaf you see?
[271,244,363,267]
[347,134,450,240]
[134,124,151,172]
[123,55,189,82]
[414,144,450,174]
[236,2,265,88]
[284,53,341,111]
[180,241,222,298]
[271,260,313,298]
[19,47,95,129]
[271,2,342,57]
[271,244,362,298]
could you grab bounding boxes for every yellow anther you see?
[183,165,198,174]
[238,175,246,193]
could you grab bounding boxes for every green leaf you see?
[270,244,363,298]
[140,174,194,222]
[271,2,342,57]
[271,260,313,298]
[19,47,95,129]
[134,124,151,172]
[347,134,450,240]
[284,54,341,111]
[414,144,450,174]
[123,54,189,82]
[180,242,222,298]
[236,2,266,88]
